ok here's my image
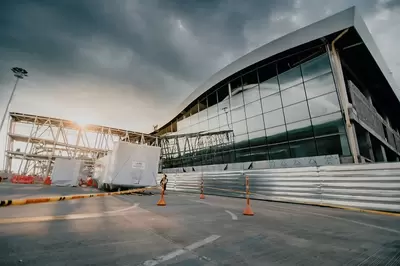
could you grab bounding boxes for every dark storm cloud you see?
[0,0,394,90]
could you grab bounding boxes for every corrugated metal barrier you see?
[159,162,400,213]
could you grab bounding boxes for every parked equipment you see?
[95,142,160,192]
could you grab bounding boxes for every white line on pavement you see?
[225,210,238,220]
[141,235,220,266]
[192,200,214,206]
[105,203,139,214]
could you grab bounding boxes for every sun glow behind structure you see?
[3,112,159,176]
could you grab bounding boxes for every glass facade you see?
[160,52,351,168]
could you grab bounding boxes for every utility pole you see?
[0,67,28,134]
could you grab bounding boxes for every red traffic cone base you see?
[200,194,205,199]
[243,204,254,216]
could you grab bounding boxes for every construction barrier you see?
[0,186,157,208]
[157,163,400,216]
[11,175,34,184]
[10,175,47,184]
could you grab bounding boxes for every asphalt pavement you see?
[0,183,399,265]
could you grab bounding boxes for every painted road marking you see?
[105,203,139,214]
[192,200,214,206]
[141,235,220,266]
[0,204,139,224]
[225,210,238,220]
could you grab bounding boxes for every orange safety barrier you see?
[243,176,254,216]
[11,175,35,184]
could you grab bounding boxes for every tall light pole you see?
[0,67,28,134]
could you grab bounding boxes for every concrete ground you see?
[0,183,399,265]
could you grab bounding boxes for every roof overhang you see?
[156,6,399,132]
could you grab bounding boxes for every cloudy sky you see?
[0,0,399,162]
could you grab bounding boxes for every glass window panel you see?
[199,97,207,112]
[316,134,350,156]
[198,109,208,122]
[301,53,331,82]
[219,112,231,127]
[235,148,252,163]
[243,85,260,104]
[208,116,219,130]
[218,98,230,115]
[260,76,279,98]
[242,70,259,104]
[207,103,218,118]
[278,66,302,90]
[289,138,317,158]
[308,92,340,118]
[269,143,290,160]
[258,63,277,83]
[190,113,198,125]
[281,83,306,107]
[284,101,310,123]
[190,123,199,133]
[242,70,258,86]
[286,120,313,141]
[230,77,242,95]
[261,93,282,112]
[222,151,234,164]
[249,130,267,147]
[233,120,248,136]
[178,117,190,130]
[231,106,246,123]
[264,109,285,128]
[208,91,218,110]
[312,112,345,137]
[190,103,199,115]
[246,115,265,133]
[251,145,269,161]
[266,125,287,144]
[217,84,230,103]
[198,120,208,132]
[304,72,336,99]
[234,134,249,150]
[230,91,244,109]
[245,100,262,118]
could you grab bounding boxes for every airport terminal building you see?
[154,7,400,171]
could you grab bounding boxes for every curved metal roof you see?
[157,6,399,130]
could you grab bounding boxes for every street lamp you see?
[0,67,28,134]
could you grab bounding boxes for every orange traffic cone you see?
[243,198,254,216]
[157,189,166,206]
[243,176,254,216]
[200,178,205,199]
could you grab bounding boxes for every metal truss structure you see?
[159,130,234,167]
[4,112,158,177]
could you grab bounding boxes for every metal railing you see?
[159,162,400,212]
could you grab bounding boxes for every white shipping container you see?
[102,142,161,190]
[51,158,84,187]
[93,152,112,188]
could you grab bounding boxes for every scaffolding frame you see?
[4,112,158,177]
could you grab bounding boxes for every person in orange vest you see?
[160,174,168,192]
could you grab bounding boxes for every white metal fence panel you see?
[158,162,400,212]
